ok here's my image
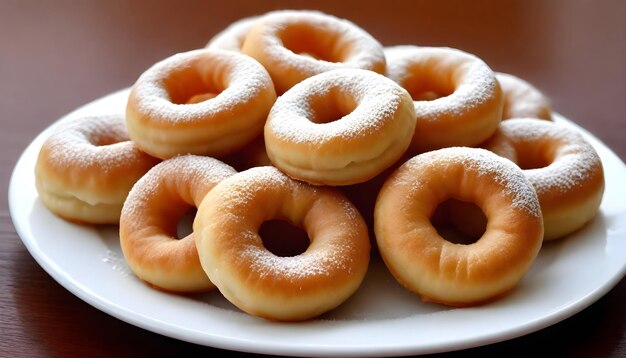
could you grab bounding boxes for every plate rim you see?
[8,88,626,357]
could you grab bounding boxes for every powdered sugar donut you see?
[126,48,277,159]
[384,45,503,153]
[496,72,552,121]
[375,147,543,306]
[119,155,237,292]
[264,68,416,186]
[193,166,371,321]
[241,10,386,94]
[35,114,160,224]
[482,118,604,240]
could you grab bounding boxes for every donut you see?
[126,48,277,160]
[119,155,237,292]
[35,114,160,225]
[264,68,416,186]
[482,118,605,240]
[193,166,371,321]
[218,134,272,172]
[206,15,259,51]
[496,72,553,121]
[375,147,543,306]
[241,10,386,94]
[384,45,503,153]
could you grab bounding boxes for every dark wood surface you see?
[2,1,625,357]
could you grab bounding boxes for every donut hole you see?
[516,144,555,170]
[259,219,310,257]
[308,89,358,124]
[402,69,455,101]
[89,132,128,147]
[278,23,344,63]
[175,207,197,239]
[185,92,218,104]
[163,65,224,105]
[431,198,487,245]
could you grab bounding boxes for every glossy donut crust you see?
[375,147,543,306]
[126,48,277,159]
[35,114,159,224]
[193,166,371,321]
[119,155,236,292]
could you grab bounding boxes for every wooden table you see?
[2,1,625,357]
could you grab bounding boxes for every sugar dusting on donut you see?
[45,115,143,172]
[214,166,360,280]
[267,69,404,144]
[384,46,499,119]
[131,49,272,123]
[498,119,601,194]
[242,245,352,281]
[255,10,385,76]
[403,147,542,217]
[121,155,236,229]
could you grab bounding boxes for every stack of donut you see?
[34,9,605,320]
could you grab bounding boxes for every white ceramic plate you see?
[9,89,626,357]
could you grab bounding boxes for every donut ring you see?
[482,118,605,240]
[126,48,277,159]
[384,45,503,153]
[206,15,260,51]
[35,114,160,224]
[264,68,416,186]
[496,72,553,121]
[241,10,386,94]
[375,147,543,306]
[119,155,237,292]
[193,166,371,321]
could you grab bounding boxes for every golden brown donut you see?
[384,45,503,153]
[35,114,160,224]
[193,166,371,321]
[496,72,553,121]
[264,68,416,186]
[482,118,605,240]
[375,147,543,306]
[241,10,386,94]
[119,155,237,292]
[126,48,277,159]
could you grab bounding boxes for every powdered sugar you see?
[384,45,499,120]
[240,9,386,93]
[207,166,363,279]
[241,244,352,281]
[215,166,291,206]
[262,10,384,70]
[129,48,273,124]
[266,68,405,145]
[403,147,542,217]
[494,118,602,194]
[121,155,236,224]
[43,114,145,172]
